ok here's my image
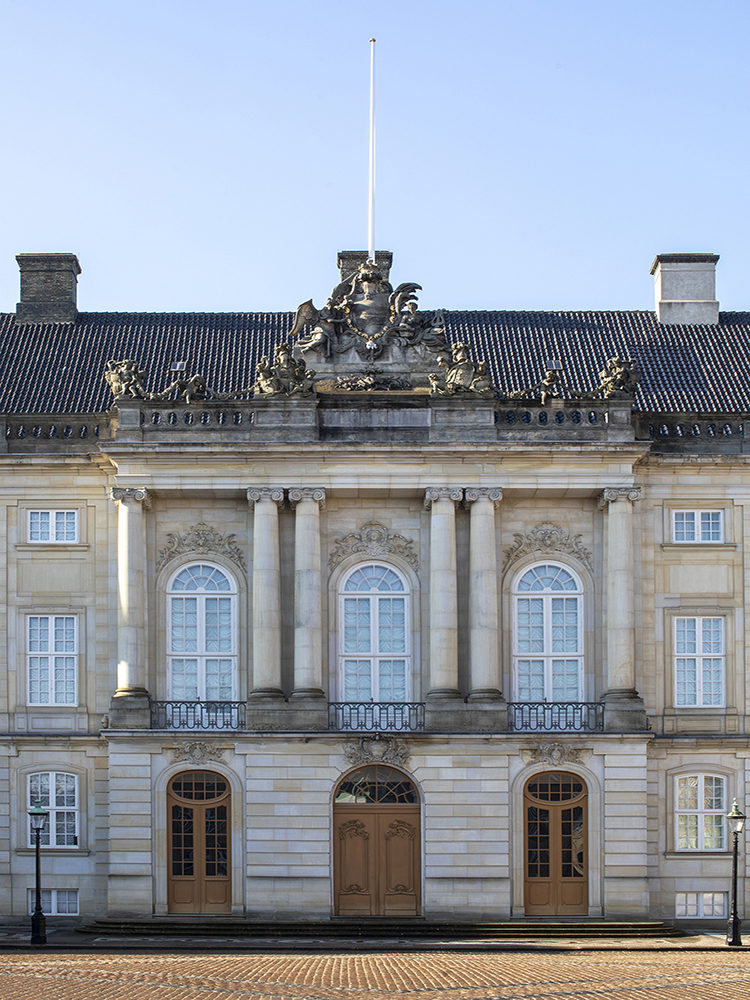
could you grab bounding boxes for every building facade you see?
[0,248,747,925]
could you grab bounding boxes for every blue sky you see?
[2,0,748,313]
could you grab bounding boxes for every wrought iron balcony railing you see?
[150,700,246,731]
[329,702,425,733]
[507,701,604,733]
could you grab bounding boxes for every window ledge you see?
[661,543,735,550]
[16,848,89,856]
[663,851,729,859]
[15,543,89,552]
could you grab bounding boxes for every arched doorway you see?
[524,771,588,916]
[167,770,231,914]
[333,765,421,917]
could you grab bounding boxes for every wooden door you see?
[524,771,587,916]
[168,770,231,914]
[334,765,421,917]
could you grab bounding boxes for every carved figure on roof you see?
[428,342,495,397]
[591,356,640,399]
[508,363,582,405]
[152,371,225,404]
[290,259,446,362]
[104,359,151,399]
[253,342,316,397]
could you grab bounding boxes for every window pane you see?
[551,660,579,700]
[704,815,725,850]
[675,659,697,705]
[344,598,371,653]
[29,511,50,541]
[677,814,698,849]
[28,617,49,653]
[517,599,544,654]
[517,660,545,701]
[701,511,722,542]
[28,657,50,704]
[675,619,696,654]
[52,657,76,704]
[378,597,406,654]
[170,659,199,699]
[343,660,372,700]
[171,598,198,653]
[53,617,76,653]
[674,512,695,542]
[701,619,723,654]
[704,776,724,811]
[204,597,232,653]
[379,660,407,701]
[55,773,76,808]
[205,659,233,700]
[54,511,77,541]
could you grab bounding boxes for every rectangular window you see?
[27,615,78,706]
[27,888,79,915]
[674,616,724,707]
[672,510,723,543]
[28,510,78,543]
[675,774,726,851]
[675,891,727,918]
[27,772,79,848]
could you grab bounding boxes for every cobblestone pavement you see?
[0,949,749,1000]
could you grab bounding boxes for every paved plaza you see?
[0,949,748,1000]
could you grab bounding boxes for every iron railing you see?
[150,700,246,731]
[328,702,425,733]
[507,701,604,732]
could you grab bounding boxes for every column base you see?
[602,689,648,732]
[108,690,151,729]
[248,688,284,701]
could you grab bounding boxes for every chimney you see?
[337,250,393,283]
[15,253,81,324]
[650,253,719,325]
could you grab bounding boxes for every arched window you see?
[513,563,583,702]
[339,563,410,703]
[167,563,237,701]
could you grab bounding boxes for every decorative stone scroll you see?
[288,487,326,509]
[503,521,592,570]
[156,522,246,573]
[464,487,503,506]
[328,521,419,572]
[168,742,226,765]
[598,487,642,509]
[343,735,411,768]
[423,487,463,509]
[246,488,284,507]
[109,487,152,510]
[529,742,585,766]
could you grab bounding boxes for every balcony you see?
[507,702,604,733]
[150,700,246,731]
[328,702,426,733]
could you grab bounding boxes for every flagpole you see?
[368,38,376,263]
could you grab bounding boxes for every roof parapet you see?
[15,253,81,324]
[650,253,719,325]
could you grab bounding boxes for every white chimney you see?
[650,253,719,325]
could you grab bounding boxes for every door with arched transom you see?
[333,766,421,917]
[167,770,231,913]
[524,771,588,915]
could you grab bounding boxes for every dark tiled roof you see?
[1,310,749,415]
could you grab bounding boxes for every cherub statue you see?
[104,359,150,399]
[429,342,494,396]
[253,342,316,397]
[594,356,640,398]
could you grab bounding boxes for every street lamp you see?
[726,797,745,947]
[27,800,49,946]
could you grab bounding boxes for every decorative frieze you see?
[168,742,226,765]
[343,735,411,768]
[528,742,586,766]
[288,487,326,510]
[424,487,463,509]
[109,487,151,510]
[503,521,592,570]
[156,522,246,573]
[598,486,642,509]
[328,521,419,572]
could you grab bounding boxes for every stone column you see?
[424,488,463,701]
[247,488,284,699]
[289,488,326,701]
[599,486,646,731]
[465,488,503,700]
[109,487,151,728]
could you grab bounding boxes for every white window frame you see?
[26,614,78,706]
[27,509,79,544]
[673,616,725,707]
[27,772,79,849]
[337,562,411,703]
[27,888,79,915]
[166,563,238,702]
[512,562,584,703]
[671,509,723,544]
[675,891,727,918]
[674,774,727,851]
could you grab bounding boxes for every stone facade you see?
[0,249,748,927]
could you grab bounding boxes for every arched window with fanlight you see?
[337,564,411,730]
[513,562,584,705]
[167,563,238,704]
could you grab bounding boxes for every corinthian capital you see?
[464,487,503,506]
[598,486,642,509]
[247,488,284,507]
[424,487,463,509]
[109,487,152,510]
[288,487,326,510]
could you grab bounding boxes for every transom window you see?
[339,564,410,703]
[168,564,237,701]
[672,510,723,543]
[335,765,418,804]
[674,617,724,707]
[27,615,77,706]
[513,563,583,703]
[675,774,726,851]
[28,510,78,543]
[28,772,78,848]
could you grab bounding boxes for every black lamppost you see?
[726,797,745,947]
[27,800,49,946]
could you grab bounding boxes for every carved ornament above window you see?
[156,522,246,573]
[329,521,419,572]
[503,521,592,571]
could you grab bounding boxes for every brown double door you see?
[168,770,231,914]
[524,771,588,916]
